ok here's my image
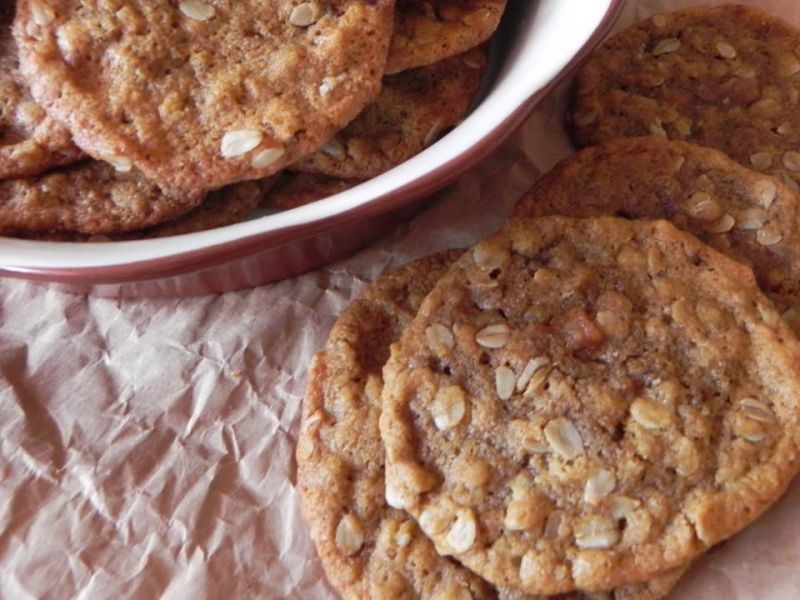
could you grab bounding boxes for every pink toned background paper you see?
[1,1,799,598]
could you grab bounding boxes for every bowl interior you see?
[0,0,618,274]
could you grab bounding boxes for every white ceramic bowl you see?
[0,0,622,297]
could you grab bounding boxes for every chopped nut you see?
[756,225,783,246]
[475,323,510,349]
[737,208,767,230]
[750,152,773,170]
[504,491,553,532]
[335,514,365,555]
[386,463,438,509]
[289,2,320,27]
[574,515,619,549]
[544,509,565,539]
[516,357,550,392]
[705,214,735,234]
[495,366,515,401]
[630,397,672,430]
[179,0,215,21]
[740,398,775,423]
[716,41,737,59]
[652,38,681,56]
[523,367,550,398]
[432,385,466,430]
[687,192,722,221]
[584,469,616,505]
[426,323,455,355]
[544,417,583,460]
[251,147,284,169]
[783,151,800,172]
[445,509,477,553]
[755,180,778,208]
[220,130,263,158]
[557,308,604,351]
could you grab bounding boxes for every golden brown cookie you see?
[298,252,687,600]
[380,216,800,595]
[0,160,204,236]
[570,5,800,189]
[14,0,395,192]
[0,2,81,179]
[263,172,361,211]
[386,0,506,74]
[291,47,487,179]
[514,137,800,333]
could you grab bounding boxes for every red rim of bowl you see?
[0,0,624,286]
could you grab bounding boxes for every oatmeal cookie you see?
[514,137,800,333]
[0,2,81,179]
[0,160,204,235]
[380,216,800,595]
[14,0,395,191]
[387,0,506,74]
[571,5,800,189]
[298,252,687,600]
[291,47,487,179]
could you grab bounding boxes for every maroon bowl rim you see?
[0,0,624,286]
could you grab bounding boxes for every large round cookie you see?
[0,161,204,235]
[514,137,800,332]
[291,48,487,179]
[297,253,686,600]
[0,2,82,179]
[380,216,800,595]
[386,0,506,74]
[14,0,395,192]
[571,5,800,189]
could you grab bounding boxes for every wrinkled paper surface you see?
[2,1,800,598]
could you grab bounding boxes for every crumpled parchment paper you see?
[1,1,799,598]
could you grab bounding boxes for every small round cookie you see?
[291,48,487,179]
[0,2,82,179]
[14,0,395,191]
[386,0,506,74]
[571,5,800,189]
[514,137,800,332]
[0,160,204,235]
[380,216,800,595]
[298,252,686,600]
[263,172,361,211]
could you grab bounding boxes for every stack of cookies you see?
[0,0,506,239]
[297,5,800,599]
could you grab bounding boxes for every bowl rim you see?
[0,0,624,285]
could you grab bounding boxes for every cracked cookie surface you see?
[14,0,394,191]
[387,0,506,74]
[571,5,800,190]
[0,2,82,179]
[291,47,487,179]
[380,216,800,595]
[514,137,800,334]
